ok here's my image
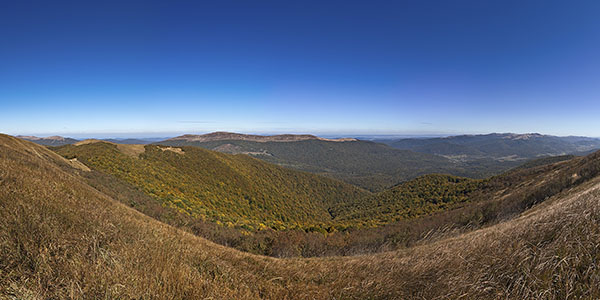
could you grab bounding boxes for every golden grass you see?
[157,145,184,155]
[66,158,91,171]
[73,139,105,146]
[1,134,599,299]
[115,144,146,158]
[74,139,146,158]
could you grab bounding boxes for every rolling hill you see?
[159,132,521,191]
[16,135,79,146]
[54,138,540,233]
[17,135,159,146]
[167,131,357,143]
[48,135,600,258]
[380,133,600,159]
[53,140,368,230]
[2,133,600,298]
[22,132,587,193]
[51,140,494,230]
[331,174,487,226]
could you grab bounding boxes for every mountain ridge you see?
[158,137,474,191]
[380,132,600,159]
[17,135,79,146]
[166,131,357,143]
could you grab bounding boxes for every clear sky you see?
[1,0,599,138]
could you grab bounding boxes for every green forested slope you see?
[54,142,491,232]
[158,138,488,191]
[381,133,600,159]
[332,174,486,226]
[54,142,368,230]
[52,142,493,232]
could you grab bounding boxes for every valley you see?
[24,131,600,194]
[158,132,554,191]
[43,133,600,258]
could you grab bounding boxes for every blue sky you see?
[1,0,599,138]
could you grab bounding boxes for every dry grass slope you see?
[1,134,599,299]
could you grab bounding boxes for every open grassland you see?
[2,135,600,299]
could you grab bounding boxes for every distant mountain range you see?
[17,136,157,145]
[158,132,519,191]
[19,132,600,192]
[166,131,357,143]
[16,135,79,146]
[377,133,600,160]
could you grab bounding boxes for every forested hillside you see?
[381,133,600,159]
[54,141,368,230]
[332,174,486,226]
[159,137,515,191]
[49,137,600,258]
[53,142,493,233]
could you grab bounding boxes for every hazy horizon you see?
[9,130,600,140]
